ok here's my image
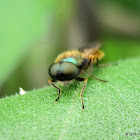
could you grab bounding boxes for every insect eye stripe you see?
[63,58,77,65]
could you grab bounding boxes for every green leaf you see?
[0,57,139,139]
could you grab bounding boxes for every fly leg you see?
[76,78,87,110]
[97,58,118,67]
[48,79,61,102]
[89,55,94,77]
[91,75,108,82]
[89,56,108,82]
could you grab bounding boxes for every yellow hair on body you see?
[54,50,85,64]
[54,49,104,64]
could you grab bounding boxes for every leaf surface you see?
[0,57,140,139]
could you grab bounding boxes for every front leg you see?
[48,79,61,102]
[76,78,87,110]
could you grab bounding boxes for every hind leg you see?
[89,56,108,83]
[97,58,118,67]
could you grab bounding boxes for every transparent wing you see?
[78,42,101,56]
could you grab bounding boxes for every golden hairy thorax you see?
[54,50,85,64]
[54,48,104,64]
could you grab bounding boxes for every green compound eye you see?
[60,62,79,80]
[49,63,60,79]
[49,62,80,81]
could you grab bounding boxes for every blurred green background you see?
[0,0,140,97]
